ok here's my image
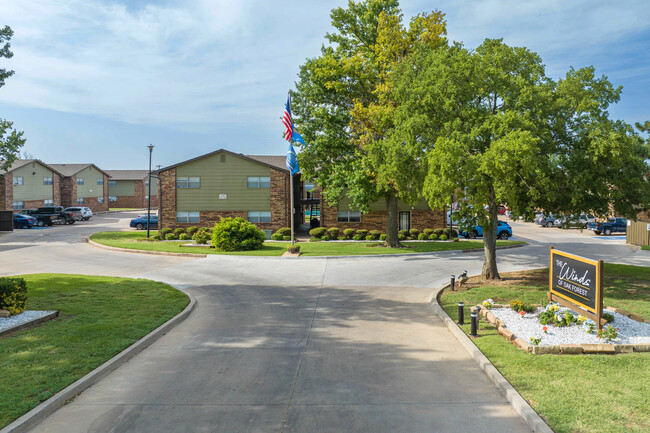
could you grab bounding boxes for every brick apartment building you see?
[0,160,63,210]
[49,164,110,212]
[105,170,159,209]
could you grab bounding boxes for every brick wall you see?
[159,168,177,229]
[321,200,445,232]
[0,174,11,210]
[270,168,291,229]
[53,174,61,205]
[60,176,76,208]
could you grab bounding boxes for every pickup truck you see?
[587,217,627,236]
[30,206,76,226]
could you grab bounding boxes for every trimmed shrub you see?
[353,234,364,241]
[186,226,199,235]
[0,277,27,315]
[365,235,374,241]
[433,228,444,236]
[439,234,448,241]
[369,230,382,240]
[451,237,459,242]
[160,228,172,236]
[444,228,459,238]
[276,227,292,237]
[271,233,284,241]
[327,227,340,238]
[356,229,368,238]
[212,217,265,251]
[165,233,177,240]
[174,228,185,236]
[398,233,406,240]
[309,227,328,238]
[423,229,433,236]
[343,229,355,239]
[179,233,191,241]
[409,229,420,238]
[338,236,346,241]
[429,233,438,240]
[418,233,428,240]
[379,234,387,241]
[153,234,163,241]
[322,235,331,241]
[193,231,210,244]
[398,229,409,239]
[309,237,321,242]
[283,235,292,241]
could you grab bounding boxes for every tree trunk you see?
[481,193,501,280]
[385,194,402,248]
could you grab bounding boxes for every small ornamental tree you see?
[211,217,265,251]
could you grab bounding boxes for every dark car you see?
[587,218,627,236]
[130,215,158,230]
[461,221,513,240]
[13,213,37,229]
[31,206,75,226]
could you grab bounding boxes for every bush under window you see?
[212,217,265,251]
[160,228,172,236]
[343,229,355,239]
[327,227,340,238]
[309,227,327,238]
[193,231,210,244]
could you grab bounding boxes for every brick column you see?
[270,168,289,231]
[60,177,76,208]
[52,173,61,206]
[159,169,176,229]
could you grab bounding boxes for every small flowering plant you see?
[597,324,619,342]
[542,326,548,334]
[576,315,588,324]
[529,336,542,346]
[545,303,560,313]
[482,299,494,309]
[520,310,526,318]
[582,319,596,334]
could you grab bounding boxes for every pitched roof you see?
[0,159,64,176]
[104,170,150,181]
[48,163,111,178]
[157,148,289,174]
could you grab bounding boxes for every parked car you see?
[461,221,512,240]
[554,213,597,229]
[535,214,556,227]
[497,205,507,215]
[13,213,37,229]
[587,218,627,236]
[130,215,158,230]
[31,206,76,226]
[64,207,93,221]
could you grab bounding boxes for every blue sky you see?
[0,0,648,169]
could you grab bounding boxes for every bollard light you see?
[470,311,478,336]
[458,302,464,325]
[450,275,455,291]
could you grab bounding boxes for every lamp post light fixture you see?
[147,144,154,238]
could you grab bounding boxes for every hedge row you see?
[271,227,459,242]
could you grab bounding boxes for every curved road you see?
[1,213,648,432]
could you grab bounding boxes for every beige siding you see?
[146,177,159,196]
[176,153,271,211]
[109,180,135,196]
[76,166,104,198]
[12,162,54,201]
[338,195,431,211]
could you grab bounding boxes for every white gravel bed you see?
[0,310,57,333]
[490,307,650,346]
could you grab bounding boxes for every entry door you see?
[399,211,410,231]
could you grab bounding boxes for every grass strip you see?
[0,274,189,428]
[90,231,524,256]
[439,265,649,433]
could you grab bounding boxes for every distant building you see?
[105,170,159,209]
[0,159,63,210]
[49,164,111,212]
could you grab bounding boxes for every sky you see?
[0,0,648,170]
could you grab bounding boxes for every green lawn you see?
[642,245,649,251]
[90,231,524,256]
[0,274,189,428]
[440,265,650,433]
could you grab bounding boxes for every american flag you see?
[282,95,293,141]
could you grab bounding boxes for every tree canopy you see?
[0,25,24,171]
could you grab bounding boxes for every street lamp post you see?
[147,144,154,238]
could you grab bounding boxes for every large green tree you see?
[1,25,25,171]
[393,39,650,279]
[292,0,446,246]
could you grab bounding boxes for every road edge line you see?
[429,284,554,433]
[1,289,197,433]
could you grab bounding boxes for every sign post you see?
[548,247,605,330]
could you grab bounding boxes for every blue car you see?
[461,221,512,240]
[130,215,158,230]
[14,213,37,229]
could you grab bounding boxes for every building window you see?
[247,176,270,188]
[338,211,361,223]
[76,197,84,205]
[97,178,104,185]
[108,180,117,186]
[109,196,117,202]
[176,176,200,188]
[44,199,53,206]
[77,178,84,185]
[43,177,53,185]
[176,211,200,223]
[13,201,24,209]
[13,177,23,186]
[97,196,104,203]
[262,229,273,239]
[247,211,271,223]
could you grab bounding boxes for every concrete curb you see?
[85,236,207,258]
[0,290,196,433]
[429,284,554,433]
[0,311,59,338]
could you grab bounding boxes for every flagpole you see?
[290,171,294,246]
